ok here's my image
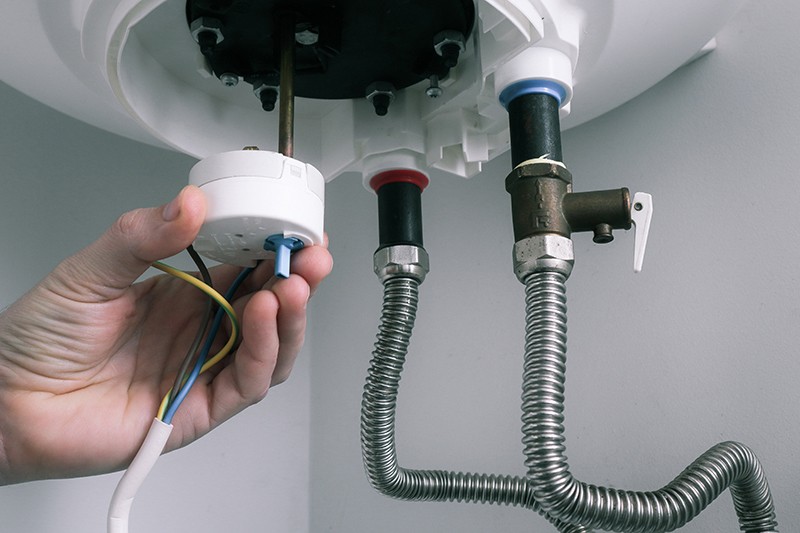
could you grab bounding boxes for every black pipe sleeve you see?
[508,93,562,167]
[376,182,424,249]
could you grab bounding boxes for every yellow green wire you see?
[151,261,241,420]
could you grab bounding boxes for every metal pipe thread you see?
[521,271,779,532]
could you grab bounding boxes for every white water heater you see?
[0,0,743,182]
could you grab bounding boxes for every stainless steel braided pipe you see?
[521,270,779,532]
[360,276,588,533]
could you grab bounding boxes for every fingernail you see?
[162,190,183,221]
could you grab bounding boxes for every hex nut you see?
[374,245,430,284]
[190,18,225,45]
[253,82,279,97]
[506,162,573,192]
[365,82,396,103]
[513,234,574,282]
[433,30,466,56]
[365,82,396,116]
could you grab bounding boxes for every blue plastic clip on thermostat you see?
[264,235,305,279]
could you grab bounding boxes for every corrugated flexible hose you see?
[361,273,779,531]
[361,276,586,533]
[521,270,779,532]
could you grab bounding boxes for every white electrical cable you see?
[107,418,173,533]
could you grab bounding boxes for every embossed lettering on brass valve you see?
[505,161,573,242]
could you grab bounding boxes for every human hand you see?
[0,186,332,484]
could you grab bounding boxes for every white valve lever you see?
[631,192,653,273]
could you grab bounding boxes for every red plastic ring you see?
[369,169,430,192]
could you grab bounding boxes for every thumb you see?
[51,186,206,300]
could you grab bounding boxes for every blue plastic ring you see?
[499,80,568,109]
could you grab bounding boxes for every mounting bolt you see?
[426,75,443,98]
[433,30,466,69]
[366,82,396,117]
[253,83,279,112]
[220,73,239,87]
[190,18,225,56]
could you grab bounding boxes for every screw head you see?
[426,86,443,98]
[220,73,239,87]
[295,29,319,45]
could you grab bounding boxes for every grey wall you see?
[309,0,800,531]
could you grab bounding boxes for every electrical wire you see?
[109,259,251,533]
[150,261,244,421]
[162,265,253,423]
[167,246,215,405]
[150,262,236,318]
[161,310,224,423]
[153,277,238,420]
[154,264,254,423]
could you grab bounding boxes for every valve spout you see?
[562,188,632,243]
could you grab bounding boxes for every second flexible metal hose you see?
[521,271,779,532]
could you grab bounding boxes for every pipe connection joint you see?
[374,245,430,285]
[513,234,574,282]
[505,160,573,242]
[506,159,638,280]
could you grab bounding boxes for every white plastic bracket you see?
[631,192,653,273]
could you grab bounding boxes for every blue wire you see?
[163,266,255,424]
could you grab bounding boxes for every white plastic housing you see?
[189,150,325,267]
[0,0,745,181]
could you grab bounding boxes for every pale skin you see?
[0,185,333,484]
